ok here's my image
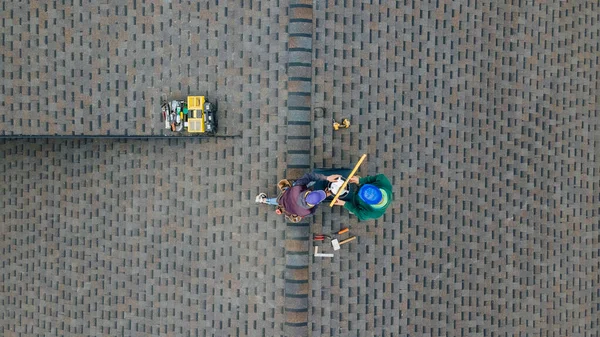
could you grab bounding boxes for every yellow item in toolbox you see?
[185,96,208,133]
[187,118,205,133]
[187,96,205,111]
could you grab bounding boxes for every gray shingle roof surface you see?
[1,1,599,336]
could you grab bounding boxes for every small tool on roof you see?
[331,227,355,251]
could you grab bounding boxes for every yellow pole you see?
[329,153,367,207]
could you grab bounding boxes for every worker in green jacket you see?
[332,174,392,221]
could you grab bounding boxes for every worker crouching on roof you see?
[332,174,392,221]
[256,173,342,222]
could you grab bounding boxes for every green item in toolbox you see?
[183,107,188,114]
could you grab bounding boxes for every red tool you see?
[313,234,331,241]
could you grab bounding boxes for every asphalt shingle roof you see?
[1,1,599,336]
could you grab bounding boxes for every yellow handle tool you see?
[339,236,356,245]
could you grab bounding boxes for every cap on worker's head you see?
[305,190,327,206]
[369,189,389,209]
[358,184,383,205]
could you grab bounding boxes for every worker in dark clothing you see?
[332,174,392,221]
[256,172,341,222]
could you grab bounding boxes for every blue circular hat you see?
[305,190,326,206]
[358,184,382,205]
